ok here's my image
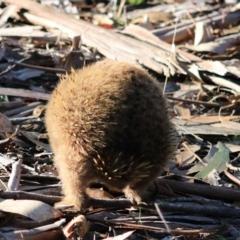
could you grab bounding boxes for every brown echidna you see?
[45,59,177,210]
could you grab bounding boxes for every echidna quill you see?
[45,59,177,210]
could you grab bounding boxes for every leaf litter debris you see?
[0,0,239,239]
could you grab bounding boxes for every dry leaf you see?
[8,159,22,191]
[173,118,240,135]
[139,15,154,31]
[63,215,89,239]
[187,144,218,174]
[1,219,65,240]
[0,199,62,222]
[194,21,213,45]
[186,33,240,55]
[225,142,240,153]
[0,113,14,133]
[20,130,51,152]
[103,230,135,240]
[32,105,46,117]
[12,68,44,81]
[180,115,240,124]
[175,144,200,167]
[0,154,14,166]
[197,61,228,76]
[174,105,191,117]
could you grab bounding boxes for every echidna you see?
[45,59,177,210]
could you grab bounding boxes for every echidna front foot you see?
[123,186,146,205]
[124,183,157,205]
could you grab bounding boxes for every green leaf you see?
[128,0,146,5]
[195,142,229,179]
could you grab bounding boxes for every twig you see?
[182,142,205,165]
[0,101,25,110]
[158,178,240,201]
[116,0,126,19]
[4,102,42,117]
[8,60,68,74]
[167,96,225,108]
[224,170,240,186]
[0,88,50,100]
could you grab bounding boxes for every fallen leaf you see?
[195,142,229,179]
[187,144,218,174]
[8,159,22,191]
[63,215,89,239]
[0,113,14,133]
[194,21,213,45]
[20,130,51,152]
[176,144,200,167]
[174,104,191,117]
[139,15,154,31]
[103,230,135,240]
[0,199,62,222]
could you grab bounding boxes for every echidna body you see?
[45,59,176,210]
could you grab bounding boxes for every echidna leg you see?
[123,180,153,205]
[54,154,90,210]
